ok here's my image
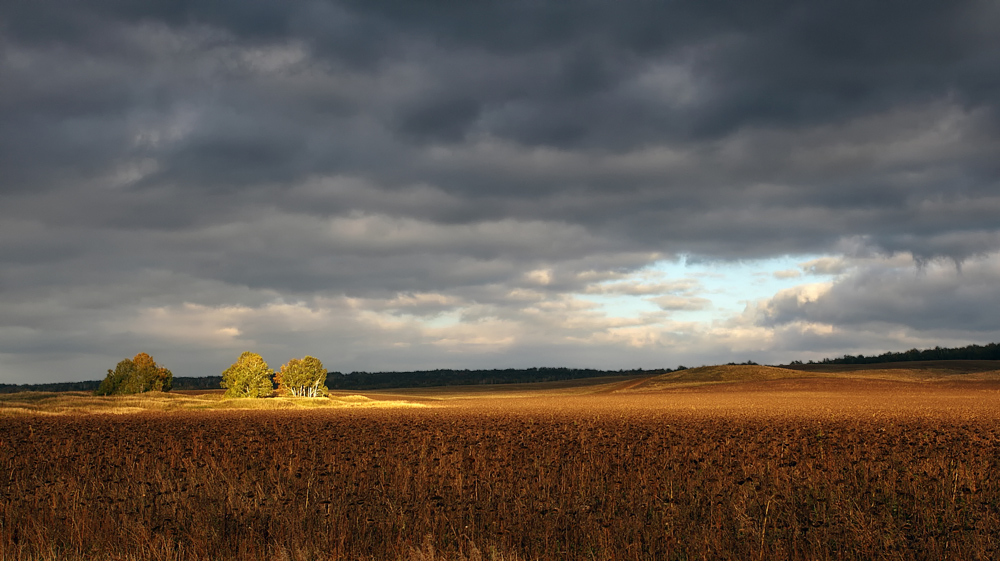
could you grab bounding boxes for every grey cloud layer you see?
[2,1,1000,381]
[759,257,1000,333]
[5,1,998,257]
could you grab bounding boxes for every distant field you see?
[367,363,1000,402]
[2,365,999,560]
[610,363,1000,395]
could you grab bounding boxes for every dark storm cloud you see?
[3,0,1000,381]
[4,1,998,231]
[351,0,1000,146]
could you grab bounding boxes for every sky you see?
[3,1,1000,384]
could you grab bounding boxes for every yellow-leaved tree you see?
[220,352,274,398]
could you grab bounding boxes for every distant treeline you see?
[0,376,222,394]
[0,380,101,394]
[795,343,1000,365]
[326,367,674,390]
[173,376,225,390]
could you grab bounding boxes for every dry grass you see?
[0,391,425,416]
[2,375,1000,560]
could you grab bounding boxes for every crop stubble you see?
[1,388,999,560]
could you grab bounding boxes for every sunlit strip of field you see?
[0,391,425,416]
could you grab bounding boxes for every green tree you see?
[96,359,136,396]
[221,352,274,398]
[276,356,328,397]
[95,353,173,396]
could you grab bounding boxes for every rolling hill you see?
[612,362,1000,393]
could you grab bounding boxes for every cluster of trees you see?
[95,353,173,395]
[89,351,327,399]
[275,356,328,397]
[221,352,328,398]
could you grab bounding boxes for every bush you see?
[221,352,274,398]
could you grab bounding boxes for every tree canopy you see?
[276,356,328,397]
[95,352,173,395]
[221,352,274,398]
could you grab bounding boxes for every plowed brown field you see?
[2,378,1000,560]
